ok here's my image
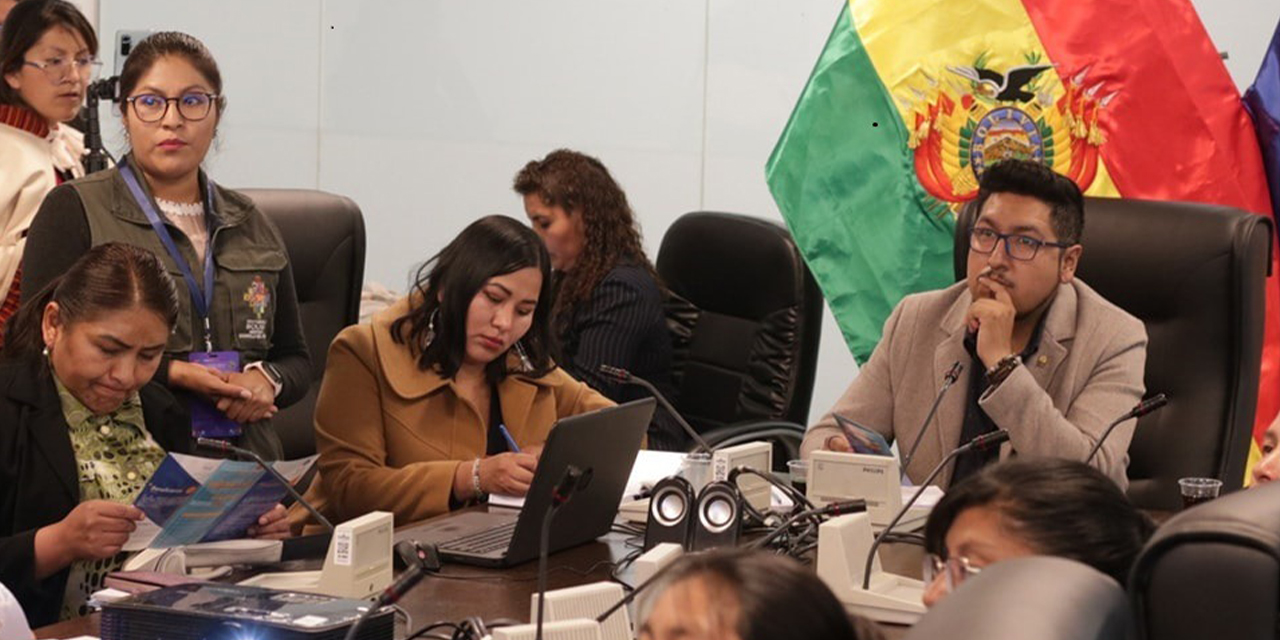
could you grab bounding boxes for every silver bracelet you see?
[471,458,485,499]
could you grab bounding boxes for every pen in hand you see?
[498,423,521,453]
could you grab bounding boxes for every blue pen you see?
[498,424,521,453]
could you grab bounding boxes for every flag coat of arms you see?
[767,0,1279,477]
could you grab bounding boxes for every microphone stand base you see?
[836,574,927,625]
[491,619,605,640]
[816,512,926,625]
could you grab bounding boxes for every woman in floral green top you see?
[0,243,290,627]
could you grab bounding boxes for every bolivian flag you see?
[767,0,1280,479]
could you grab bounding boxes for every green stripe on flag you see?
[766,3,956,362]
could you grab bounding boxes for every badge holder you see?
[189,350,243,439]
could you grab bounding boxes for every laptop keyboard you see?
[440,521,518,555]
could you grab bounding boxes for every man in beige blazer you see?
[802,160,1147,489]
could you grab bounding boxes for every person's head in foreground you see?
[1251,413,1280,486]
[922,458,1153,607]
[639,548,877,640]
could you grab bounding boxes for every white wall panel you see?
[317,1,707,290]
[1191,0,1280,90]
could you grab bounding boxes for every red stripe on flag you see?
[1022,0,1271,213]
[1023,0,1280,461]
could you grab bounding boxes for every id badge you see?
[189,351,242,439]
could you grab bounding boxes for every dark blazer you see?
[557,263,684,450]
[0,356,193,628]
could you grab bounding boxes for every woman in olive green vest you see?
[22,32,309,460]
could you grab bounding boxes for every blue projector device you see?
[100,583,394,640]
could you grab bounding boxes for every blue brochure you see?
[126,453,316,550]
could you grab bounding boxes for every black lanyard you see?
[119,163,218,352]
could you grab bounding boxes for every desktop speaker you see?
[643,476,695,550]
[690,481,743,551]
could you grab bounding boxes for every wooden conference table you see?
[35,507,916,640]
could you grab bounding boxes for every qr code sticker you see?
[334,530,352,566]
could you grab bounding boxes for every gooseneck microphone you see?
[899,361,964,476]
[196,437,334,533]
[536,465,585,640]
[1085,393,1168,464]
[598,364,711,453]
[861,429,1011,590]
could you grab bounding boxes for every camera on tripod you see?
[83,76,120,174]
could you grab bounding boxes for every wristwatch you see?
[244,361,283,398]
[985,354,1023,387]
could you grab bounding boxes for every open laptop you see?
[399,398,656,567]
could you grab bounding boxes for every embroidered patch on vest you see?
[239,276,270,342]
[243,276,270,319]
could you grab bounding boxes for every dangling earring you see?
[423,308,439,348]
[514,341,533,373]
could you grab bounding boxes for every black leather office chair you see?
[242,189,365,460]
[954,197,1272,509]
[1130,482,1280,640]
[906,556,1132,640]
[656,212,823,468]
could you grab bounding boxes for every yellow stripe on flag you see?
[1245,440,1262,487]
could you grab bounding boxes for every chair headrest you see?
[657,211,808,320]
[905,556,1131,640]
[1139,482,1280,563]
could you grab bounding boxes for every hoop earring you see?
[513,341,533,373]
[423,308,439,348]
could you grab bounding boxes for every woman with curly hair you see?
[514,149,683,450]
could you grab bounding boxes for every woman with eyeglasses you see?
[0,0,97,352]
[23,32,310,460]
[921,458,1153,608]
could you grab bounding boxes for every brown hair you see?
[0,0,98,107]
[924,458,1154,585]
[118,31,226,120]
[645,548,866,640]
[3,243,180,359]
[513,149,660,331]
